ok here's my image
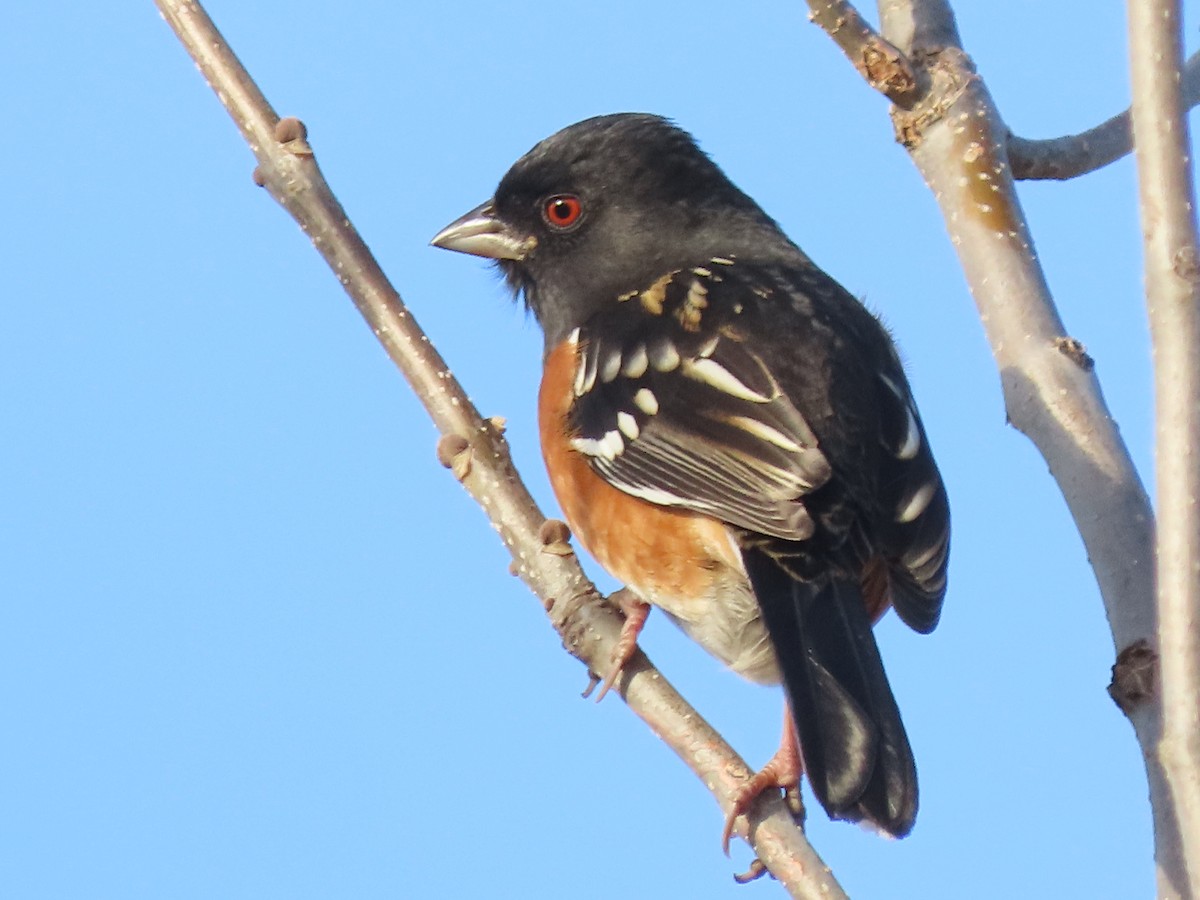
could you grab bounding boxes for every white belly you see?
[650,577,781,685]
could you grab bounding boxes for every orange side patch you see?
[538,339,739,604]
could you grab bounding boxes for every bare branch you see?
[1128,1,1200,896]
[154,1,846,895]
[880,39,1158,707]
[1009,50,1200,181]
[864,1,1195,894]
[805,0,921,107]
[862,4,1159,664]
[796,0,1190,892]
[876,0,961,55]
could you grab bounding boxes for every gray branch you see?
[1008,49,1200,181]
[805,0,922,107]
[812,0,1178,891]
[1127,1,1200,897]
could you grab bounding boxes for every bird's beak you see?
[430,201,535,261]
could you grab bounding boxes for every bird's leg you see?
[721,707,804,854]
[592,588,651,703]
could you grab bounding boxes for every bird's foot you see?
[591,589,650,703]
[721,723,803,854]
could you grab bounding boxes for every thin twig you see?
[1009,50,1200,180]
[805,0,922,108]
[1127,1,1200,897]
[154,1,846,896]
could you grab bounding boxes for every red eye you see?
[543,194,583,229]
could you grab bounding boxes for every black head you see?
[432,114,802,348]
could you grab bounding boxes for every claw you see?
[721,710,803,854]
[593,590,650,703]
[580,671,602,699]
[732,858,769,885]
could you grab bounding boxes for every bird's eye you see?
[542,194,583,229]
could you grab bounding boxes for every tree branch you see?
[880,2,1159,705]
[1127,1,1200,897]
[875,0,962,60]
[820,0,1174,892]
[154,1,846,895]
[805,0,922,108]
[1008,49,1200,181]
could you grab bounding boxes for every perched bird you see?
[431,113,949,845]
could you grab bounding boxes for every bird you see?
[431,113,949,847]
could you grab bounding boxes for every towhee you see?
[432,113,949,846]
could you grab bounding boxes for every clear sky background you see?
[3,3,1191,898]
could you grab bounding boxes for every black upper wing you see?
[566,261,832,541]
[567,259,949,631]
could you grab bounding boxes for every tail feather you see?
[743,548,918,836]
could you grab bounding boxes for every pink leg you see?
[593,589,651,703]
[722,707,804,854]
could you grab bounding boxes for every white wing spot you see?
[571,430,625,461]
[648,338,681,372]
[573,358,587,396]
[724,415,803,452]
[711,256,735,266]
[897,407,921,459]
[576,349,599,396]
[602,429,625,458]
[682,358,771,403]
[697,335,719,358]
[633,388,659,415]
[617,411,640,440]
[620,484,686,507]
[600,350,622,384]
[906,530,948,571]
[692,266,712,278]
[896,482,936,523]
[622,343,649,378]
[878,372,906,401]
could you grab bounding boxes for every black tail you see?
[743,549,917,837]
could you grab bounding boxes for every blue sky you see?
[2,3,1188,897]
